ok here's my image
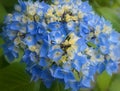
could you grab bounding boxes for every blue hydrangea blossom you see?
[2,0,120,91]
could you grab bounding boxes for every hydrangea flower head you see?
[2,0,120,91]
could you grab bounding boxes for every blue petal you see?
[81,77,91,88]
[18,0,26,12]
[48,22,64,31]
[54,68,65,79]
[64,71,75,82]
[27,22,37,35]
[48,48,63,62]
[106,61,118,75]
[8,21,20,31]
[24,34,37,46]
[40,43,48,57]
[97,63,106,73]
[72,55,87,71]
[109,31,120,43]
[39,58,50,67]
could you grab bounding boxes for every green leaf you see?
[73,70,81,81]
[96,71,112,91]
[0,0,17,8]
[38,80,70,91]
[109,74,120,91]
[0,62,36,91]
[34,80,41,91]
[0,3,7,24]
[0,56,9,69]
[92,0,111,6]
[87,42,97,48]
[0,37,4,56]
[79,89,91,91]
[0,0,17,12]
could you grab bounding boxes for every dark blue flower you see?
[106,60,118,75]
[2,43,18,61]
[48,47,63,62]
[72,55,87,71]
[48,22,65,31]
[27,22,37,34]
[24,34,37,46]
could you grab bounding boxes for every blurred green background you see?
[0,0,120,91]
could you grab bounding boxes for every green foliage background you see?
[0,0,120,91]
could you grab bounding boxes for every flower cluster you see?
[2,0,120,91]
